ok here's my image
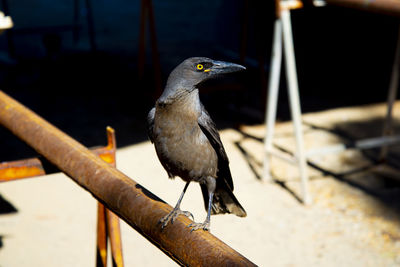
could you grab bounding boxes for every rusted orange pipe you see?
[0,91,255,266]
[99,128,124,267]
[0,127,116,182]
[106,210,124,267]
[96,202,108,267]
[0,158,45,181]
[0,144,115,182]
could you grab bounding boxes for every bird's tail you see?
[200,182,247,217]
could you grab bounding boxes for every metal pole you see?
[96,127,124,267]
[0,91,255,267]
[263,18,283,181]
[281,8,312,205]
[101,129,124,267]
[96,203,108,267]
[380,25,400,160]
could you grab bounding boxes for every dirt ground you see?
[1,102,400,266]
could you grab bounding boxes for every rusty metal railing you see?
[0,90,256,266]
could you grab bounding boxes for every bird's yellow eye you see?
[196,64,204,70]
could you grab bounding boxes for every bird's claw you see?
[181,210,195,221]
[159,208,194,229]
[188,221,210,232]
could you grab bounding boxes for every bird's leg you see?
[159,182,194,228]
[189,191,213,232]
[189,177,215,232]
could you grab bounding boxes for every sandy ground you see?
[1,102,400,266]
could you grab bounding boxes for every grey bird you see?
[147,57,247,231]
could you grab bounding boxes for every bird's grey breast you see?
[153,92,218,182]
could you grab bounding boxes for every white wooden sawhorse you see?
[263,0,400,205]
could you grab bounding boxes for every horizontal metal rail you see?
[324,0,400,17]
[0,138,115,182]
[0,91,255,267]
[267,135,400,163]
[306,135,400,157]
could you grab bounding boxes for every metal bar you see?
[106,210,124,267]
[281,8,312,205]
[96,203,108,267]
[0,91,255,267]
[101,127,124,267]
[0,145,115,182]
[268,148,298,164]
[306,135,400,157]
[324,0,400,17]
[380,25,400,160]
[0,158,45,181]
[264,18,283,181]
[306,143,347,157]
[279,0,303,11]
[351,136,400,152]
[96,127,118,267]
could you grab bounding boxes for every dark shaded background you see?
[0,1,398,162]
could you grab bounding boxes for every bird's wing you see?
[198,106,234,190]
[147,107,156,143]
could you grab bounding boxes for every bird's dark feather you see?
[198,106,246,217]
[200,182,246,217]
[147,107,155,143]
[197,106,234,190]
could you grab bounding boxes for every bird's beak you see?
[208,60,246,74]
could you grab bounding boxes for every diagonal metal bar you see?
[0,91,255,267]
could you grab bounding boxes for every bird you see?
[147,57,246,231]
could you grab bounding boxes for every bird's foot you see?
[159,208,194,229]
[188,221,210,232]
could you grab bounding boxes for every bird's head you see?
[160,57,246,102]
[176,57,245,86]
